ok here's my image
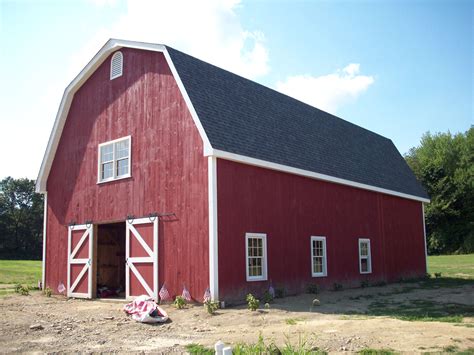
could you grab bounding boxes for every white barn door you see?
[67,224,94,298]
[126,217,158,301]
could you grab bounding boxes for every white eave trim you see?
[35,38,212,193]
[206,149,430,204]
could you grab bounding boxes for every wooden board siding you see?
[217,159,425,301]
[45,48,209,299]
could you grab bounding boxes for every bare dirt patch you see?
[0,281,473,353]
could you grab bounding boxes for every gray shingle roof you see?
[166,47,429,200]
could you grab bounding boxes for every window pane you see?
[102,162,113,180]
[314,257,323,273]
[360,243,368,256]
[100,144,113,162]
[115,140,129,159]
[361,258,368,272]
[116,158,129,176]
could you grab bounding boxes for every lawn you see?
[0,260,42,285]
[428,254,474,278]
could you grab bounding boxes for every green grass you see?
[428,254,474,278]
[366,299,474,323]
[185,343,214,355]
[0,260,42,285]
[358,349,397,355]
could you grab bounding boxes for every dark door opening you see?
[97,222,126,299]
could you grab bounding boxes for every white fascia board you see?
[35,39,213,193]
[207,149,430,204]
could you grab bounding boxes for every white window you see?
[98,136,131,183]
[311,236,327,277]
[245,233,267,281]
[110,51,123,80]
[359,238,372,274]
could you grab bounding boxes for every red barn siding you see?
[217,159,425,301]
[45,48,209,299]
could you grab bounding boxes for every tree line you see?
[405,126,473,254]
[0,127,472,259]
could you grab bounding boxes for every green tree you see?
[405,127,474,254]
[0,177,44,259]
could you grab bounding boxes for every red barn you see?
[36,39,429,303]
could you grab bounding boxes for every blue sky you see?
[0,0,472,179]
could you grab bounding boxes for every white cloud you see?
[85,0,117,7]
[275,63,374,114]
[69,0,269,80]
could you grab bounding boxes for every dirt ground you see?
[1,281,473,354]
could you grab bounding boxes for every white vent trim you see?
[110,51,123,80]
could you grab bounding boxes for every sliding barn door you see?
[126,217,158,301]
[67,224,94,298]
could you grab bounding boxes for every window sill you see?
[312,273,327,278]
[246,276,268,282]
[97,174,132,185]
[360,271,372,275]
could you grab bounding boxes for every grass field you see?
[428,254,474,278]
[0,260,42,285]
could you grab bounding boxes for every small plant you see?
[43,287,52,297]
[173,295,187,309]
[274,287,286,298]
[333,282,343,291]
[264,302,270,310]
[262,290,274,303]
[203,300,219,314]
[306,283,320,294]
[361,279,369,288]
[285,318,297,325]
[185,343,214,355]
[14,284,30,296]
[434,272,442,278]
[246,293,259,311]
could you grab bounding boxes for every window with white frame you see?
[311,236,327,277]
[110,51,123,80]
[245,233,267,281]
[98,136,131,183]
[359,238,372,274]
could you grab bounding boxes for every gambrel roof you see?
[37,39,429,202]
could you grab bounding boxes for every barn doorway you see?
[96,222,126,299]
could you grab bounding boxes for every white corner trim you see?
[422,203,428,273]
[36,39,212,193]
[208,156,219,301]
[41,192,47,290]
[207,149,430,204]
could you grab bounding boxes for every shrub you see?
[43,287,52,297]
[361,279,369,288]
[203,300,219,314]
[333,283,343,291]
[173,296,186,309]
[434,272,442,278]
[14,284,30,296]
[262,291,274,304]
[306,283,320,294]
[246,293,259,311]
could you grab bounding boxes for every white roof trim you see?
[36,39,429,204]
[35,39,213,193]
[207,148,430,203]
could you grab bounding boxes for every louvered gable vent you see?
[110,51,123,80]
